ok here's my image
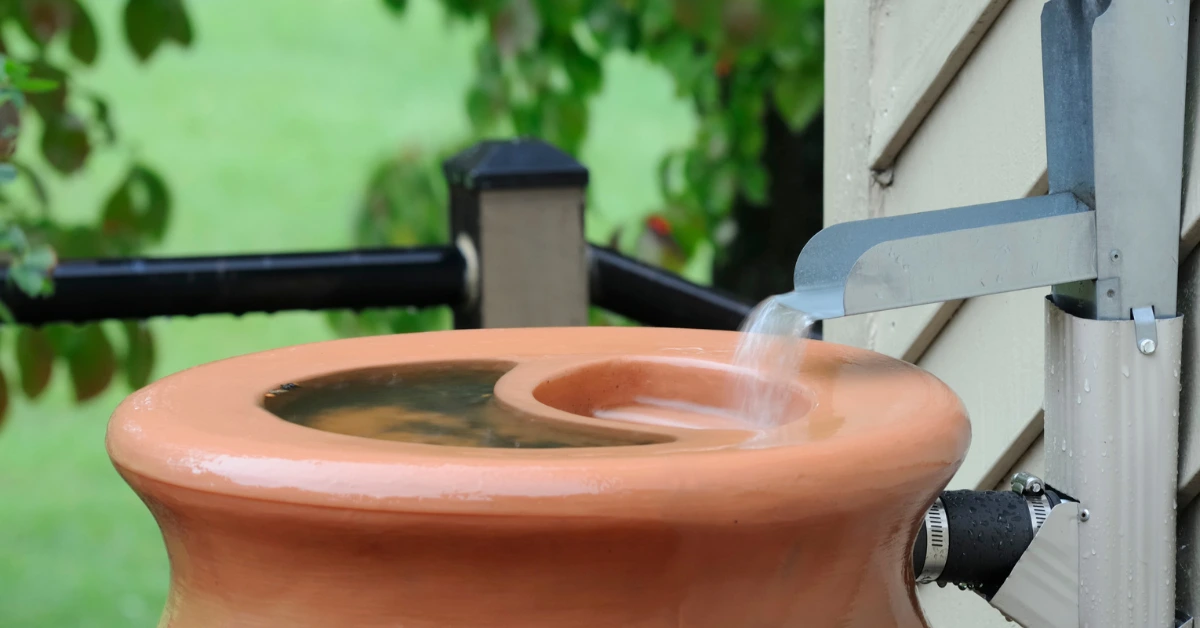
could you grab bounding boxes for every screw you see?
[1080,509,1091,522]
[1139,338,1157,355]
[1010,472,1044,495]
[1109,249,1122,263]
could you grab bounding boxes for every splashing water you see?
[732,295,816,429]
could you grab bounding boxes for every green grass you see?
[0,1,694,625]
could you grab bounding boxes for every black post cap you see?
[443,138,589,191]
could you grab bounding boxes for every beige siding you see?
[825,0,1047,362]
[827,0,1200,621]
[917,289,1046,491]
[825,0,1200,614]
[869,0,1011,169]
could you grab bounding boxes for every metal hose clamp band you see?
[917,497,949,584]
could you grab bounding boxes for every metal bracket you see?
[1179,611,1195,628]
[1133,305,1158,355]
[989,502,1080,628]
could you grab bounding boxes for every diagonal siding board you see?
[916,288,1048,491]
[870,0,1011,170]
[843,0,1049,363]
[1175,245,1200,505]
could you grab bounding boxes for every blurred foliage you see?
[334,0,823,336]
[326,147,457,336]
[0,0,192,426]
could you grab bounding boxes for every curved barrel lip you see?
[107,327,970,523]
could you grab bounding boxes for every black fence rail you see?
[0,244,754,331]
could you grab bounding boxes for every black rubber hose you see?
[911,489,1070,599]
[938,490,1034,597]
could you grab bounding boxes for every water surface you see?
[263,362,668,448]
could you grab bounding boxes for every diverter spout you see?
[780,193,1098,319]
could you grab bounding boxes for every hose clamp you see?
[917,497,949,584]
[1026,493,1052,534]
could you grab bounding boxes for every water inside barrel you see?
[262,362,668,448]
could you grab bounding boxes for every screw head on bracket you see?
[1080,509,1091,522]
[1010,471,1045,496]
[1139,338,1157,355]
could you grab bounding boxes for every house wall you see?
[824,0,1200,624]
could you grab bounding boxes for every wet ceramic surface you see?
[107,327,970,627]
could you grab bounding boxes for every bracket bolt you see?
[1010,472,1044,496]
[1139,338,1157,355]
[1080,509,1091,522]
[1109,249,1121,263]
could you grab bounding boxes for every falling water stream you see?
[731,295,817,429]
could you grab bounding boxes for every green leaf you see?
[14,77,56,93]
[640,0,674,38]
[22,243,55,270]
[122,320,154,389]
[46,225,104,258]
[5,239,57,297]
[131,165,170,240]
[23,62,66,118]
[585,3,636,51]
[381,0,408,13]
[9,263,51,296]
[702,162,737,216]
[0,301,14,326]
[560,40,603,96]
[14,160,49,208]
[67,0,98,65]
[41,323,74,354]
[0,87,24,108]
[386,306,451,334]
[17,326,53,398]
[0,224,28,253]
[100,181,137,251]
[20,0,73,45]
[86,94,115,144]
[102,164,172,248]
[163,0,192,46]
[772,67,823,131]
[67,324,115,402]
[40,112,90,175]
[465,84,497,131]
[123,0,167,62]
[740,163,769,204]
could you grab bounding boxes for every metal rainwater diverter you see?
[788,1,1190,626]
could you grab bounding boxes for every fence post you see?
[443,139,590,329]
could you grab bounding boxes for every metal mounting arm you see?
[782,193,1096,319]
